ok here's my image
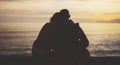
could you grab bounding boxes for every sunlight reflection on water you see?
[0,23,120,57]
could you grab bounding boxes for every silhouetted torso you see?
[32,22,89,56]
[32,9,89,65]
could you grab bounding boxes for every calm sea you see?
[0,22,120,57]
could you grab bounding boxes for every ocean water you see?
[0,23,120,57]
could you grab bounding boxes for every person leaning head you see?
[50,9,71,23]
[59,9,70,20]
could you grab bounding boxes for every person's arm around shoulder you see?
[75,23,89,48]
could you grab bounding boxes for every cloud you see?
[109,19,120,23]
[76,0,88,1]
[76,0,120,3]
[0,15,50,23]
[0,0,16,1]
[73,18,96,23]
[104,12,120,15]
[0,0,120,23]
[111,0,120,3]
[0,9,52,14]
[0,9,53,18]
[0,0,56,11]
[0,0,49,2]
[97,18,120,23]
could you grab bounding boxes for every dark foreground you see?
[0,55,120,65]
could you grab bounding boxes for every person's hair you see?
[50,12,61,23]
[50,9,70,23]
[60,9,70,20]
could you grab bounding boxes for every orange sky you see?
[0,0,120,22]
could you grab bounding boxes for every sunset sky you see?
[0,0,120,23]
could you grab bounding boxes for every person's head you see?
[50,9,71,23]
[50,12,61,23]
[59,9,70,21]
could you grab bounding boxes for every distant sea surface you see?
[0,23,120,57]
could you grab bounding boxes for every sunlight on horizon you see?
[0,0,120,22]
[0,0,120,31]
[0,0,120,57]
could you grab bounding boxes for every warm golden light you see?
[0,0,120,22]
[0,0,120,57]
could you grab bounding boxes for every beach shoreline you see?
[0,55,119,65]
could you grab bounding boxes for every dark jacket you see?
[32,23,89,56]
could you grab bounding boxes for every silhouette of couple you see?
[32,9,90,65]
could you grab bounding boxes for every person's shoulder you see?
[74,23,79,26]
[44,22,51,25]
[66,20,79,25]
[43,22,60,28]
[42,23,52,28]
[43,22,54,26]
[67,22,79,26]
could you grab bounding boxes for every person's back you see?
[33,22,89,54]
[32,9,89,65]
[36,23,77,55]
